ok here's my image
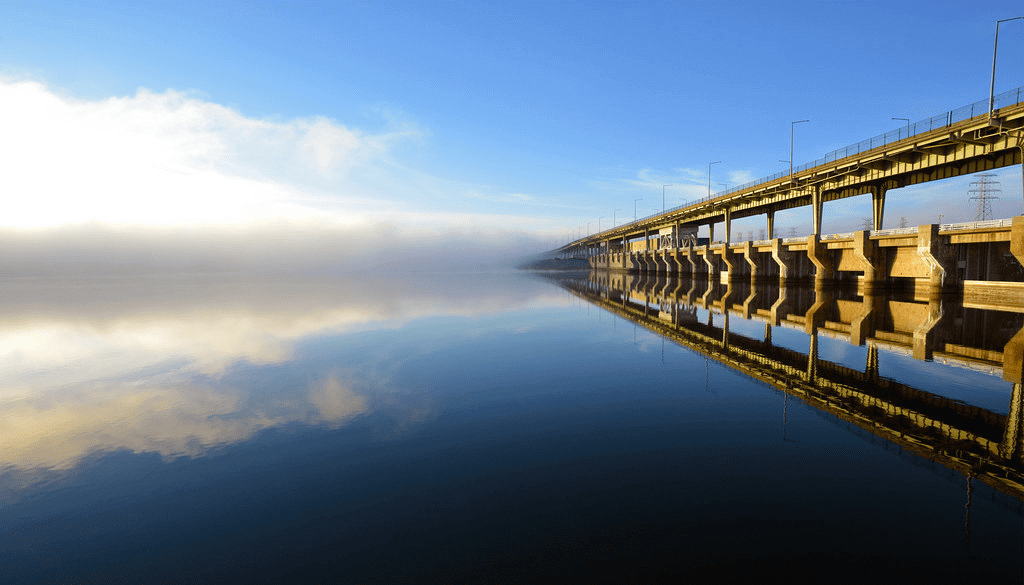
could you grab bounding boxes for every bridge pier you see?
[806,235,834,285]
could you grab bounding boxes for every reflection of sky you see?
[0,272,566,475]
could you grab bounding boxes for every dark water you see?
[1,271,1022,583]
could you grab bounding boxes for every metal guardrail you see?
[940,218,1013,231]
[583,85,1024,243]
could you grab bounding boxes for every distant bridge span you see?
[563,86,1024,255]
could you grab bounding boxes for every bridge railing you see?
[606,85,1024,238]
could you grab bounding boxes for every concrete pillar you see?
[709,222,715,244]
[743,241,760,282]
[701,245,715,279]
[724,210,732,245]
[811,185,824,236]
[1009,216,1024,272]
[806,235,834,283]
[917,223,954,293]
[771,238,796,283]
[852,230,878,291]
[872,185,887,231]
[766,210,775,239]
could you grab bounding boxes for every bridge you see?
[551,272,1024,501]
[560,87,1024,293]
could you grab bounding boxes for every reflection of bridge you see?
[560,89,1024,294]
[552,272,1024,501]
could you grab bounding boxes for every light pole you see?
[708,161,721,200]
[634,197,643,221]
[613,209,620,227]
[662,184,672,212]
[892,117,910,138]
[789,120,809,188]
[990,17,1024,118]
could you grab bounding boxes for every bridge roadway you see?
[562,87,1024,267]
[553,273,1024,501]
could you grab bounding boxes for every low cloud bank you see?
[0,223,552,275]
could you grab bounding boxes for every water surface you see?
[2,270,1022,583]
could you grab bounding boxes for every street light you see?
[634,197,643,221]
[789,120,810,189]
[892,117,910,138]
[662,184,672,212]
[708,161,721,199]
[990,17,1024,118]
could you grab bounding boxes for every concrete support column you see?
[1009,216,1024,271]
[701,245,715,279]
[771,238,796,283]
[766,210,775,239]
[811,185,824,236]
[806,235,834,283]
[715,245,734,283]
[743,241,759,282]
[872,185,887,231]
[708,222,715,244]
[852,230,878,292]
[917,223,954,294]
[724,210,732,245]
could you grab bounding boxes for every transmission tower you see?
[968,173,1001,221]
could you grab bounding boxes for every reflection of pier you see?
[554,273,1024,500]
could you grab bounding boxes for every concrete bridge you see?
[585,217,1024,298]
[561,86,1024,293]
[553,272,1024,501]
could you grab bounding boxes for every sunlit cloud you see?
[0,78,563,260]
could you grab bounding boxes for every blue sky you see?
[1,1,1023,264]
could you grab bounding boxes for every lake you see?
[2,270,1022,583]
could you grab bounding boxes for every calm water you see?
[2,270,1023,583]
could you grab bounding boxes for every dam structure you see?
[560,87,1024,295]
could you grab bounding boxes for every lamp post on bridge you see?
[892,117,910,139]
[707,161,721,200]
[613,209,620,227]
[662,184,672,212]
[990,17,1024,118]
[634,197,643,222]
[789,120,809,189]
